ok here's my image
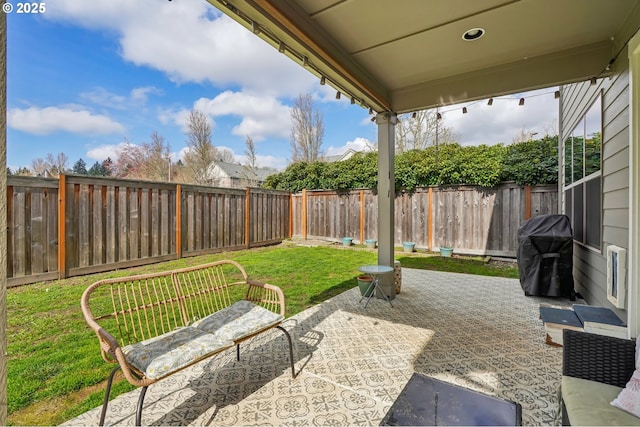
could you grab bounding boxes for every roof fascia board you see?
[211,0,391,112]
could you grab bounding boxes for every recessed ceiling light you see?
[462,28,485,41]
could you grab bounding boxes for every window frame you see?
[562,92,603,252]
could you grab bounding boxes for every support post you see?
[0,13,7,423]
[376,112,397,299]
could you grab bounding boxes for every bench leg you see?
[99,366,121,426]
[135,386,148,426]
[276,325,296,378]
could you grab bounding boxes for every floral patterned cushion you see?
[122,327,232,380]
[192,300,284,341]
[611,369,640,419]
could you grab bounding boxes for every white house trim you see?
[628,30,640,337]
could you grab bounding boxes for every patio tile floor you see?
[65,268,575,426]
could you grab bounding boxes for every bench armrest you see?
[562,329,636,388]
[246,279,286,317]
[81,282,159,387]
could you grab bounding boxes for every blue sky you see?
[7,0,559,172]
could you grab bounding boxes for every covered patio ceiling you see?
[208,0,640,114]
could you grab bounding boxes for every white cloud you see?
[8,106,125,135]
[440,88,559,146]
[46,0,318,97]
[325,137,376,157]
[168,91,291,141]
[130,86,162,104]
[86,141,131,161]
[80,88,127,109]
[80,86,161,110]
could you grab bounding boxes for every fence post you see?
[525,185,532,220]
[57,174,66,279]
[302,189,307,240]
[289,193,293,238]
[245,187,251,249]
[175,184,182,259]
[359,190,365,244]
[427,187,433,251]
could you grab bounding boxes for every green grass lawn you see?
[6,245,518,425]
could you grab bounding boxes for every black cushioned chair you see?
[560,329,636,425]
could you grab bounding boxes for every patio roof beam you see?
[391,40,614,113]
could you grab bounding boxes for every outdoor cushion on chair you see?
[122,327,233,380]
[562,375,640,425]
[192,300,284,342]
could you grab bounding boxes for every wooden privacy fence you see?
[6,175,290,287]
[292,183,558,257]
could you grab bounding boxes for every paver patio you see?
[66,267,574,426]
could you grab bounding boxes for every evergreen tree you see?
[88,161,108,176]
[102,157,113,176]
[73,158,88,175]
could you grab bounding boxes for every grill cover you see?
[517,214,575,298]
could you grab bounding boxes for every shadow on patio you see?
[65,268,572,426]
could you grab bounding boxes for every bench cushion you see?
[193,300,284,342]
[122,327,232,380]
[562,375,640,426]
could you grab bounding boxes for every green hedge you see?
[263,137,559,192]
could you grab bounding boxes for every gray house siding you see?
[560,48,630,319]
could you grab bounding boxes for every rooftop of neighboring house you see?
[212,161,276,181]
[319,148,358,163]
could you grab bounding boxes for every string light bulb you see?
[462,107,468,114]
[555,90,560,99]
[436,112,442,120]
[335,91,341,100]
[350,97,355,104]
[320,76,326,85]
[487,98,493,106]
[519,98,525,106]
[412,112,417,119]
[278,41,285,53]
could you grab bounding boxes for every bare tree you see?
[395,109,457,153]
[540,118,559,137]
[241,136,259,187]
[511,127,539,144]
[216,147,235,163]
[45,152,69,177]
[290,93,324,162]
[112,133,171,181]
[183,109,217,184]
[112,139,144,178]
[30,158,48,177]
[142,132,171,181]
